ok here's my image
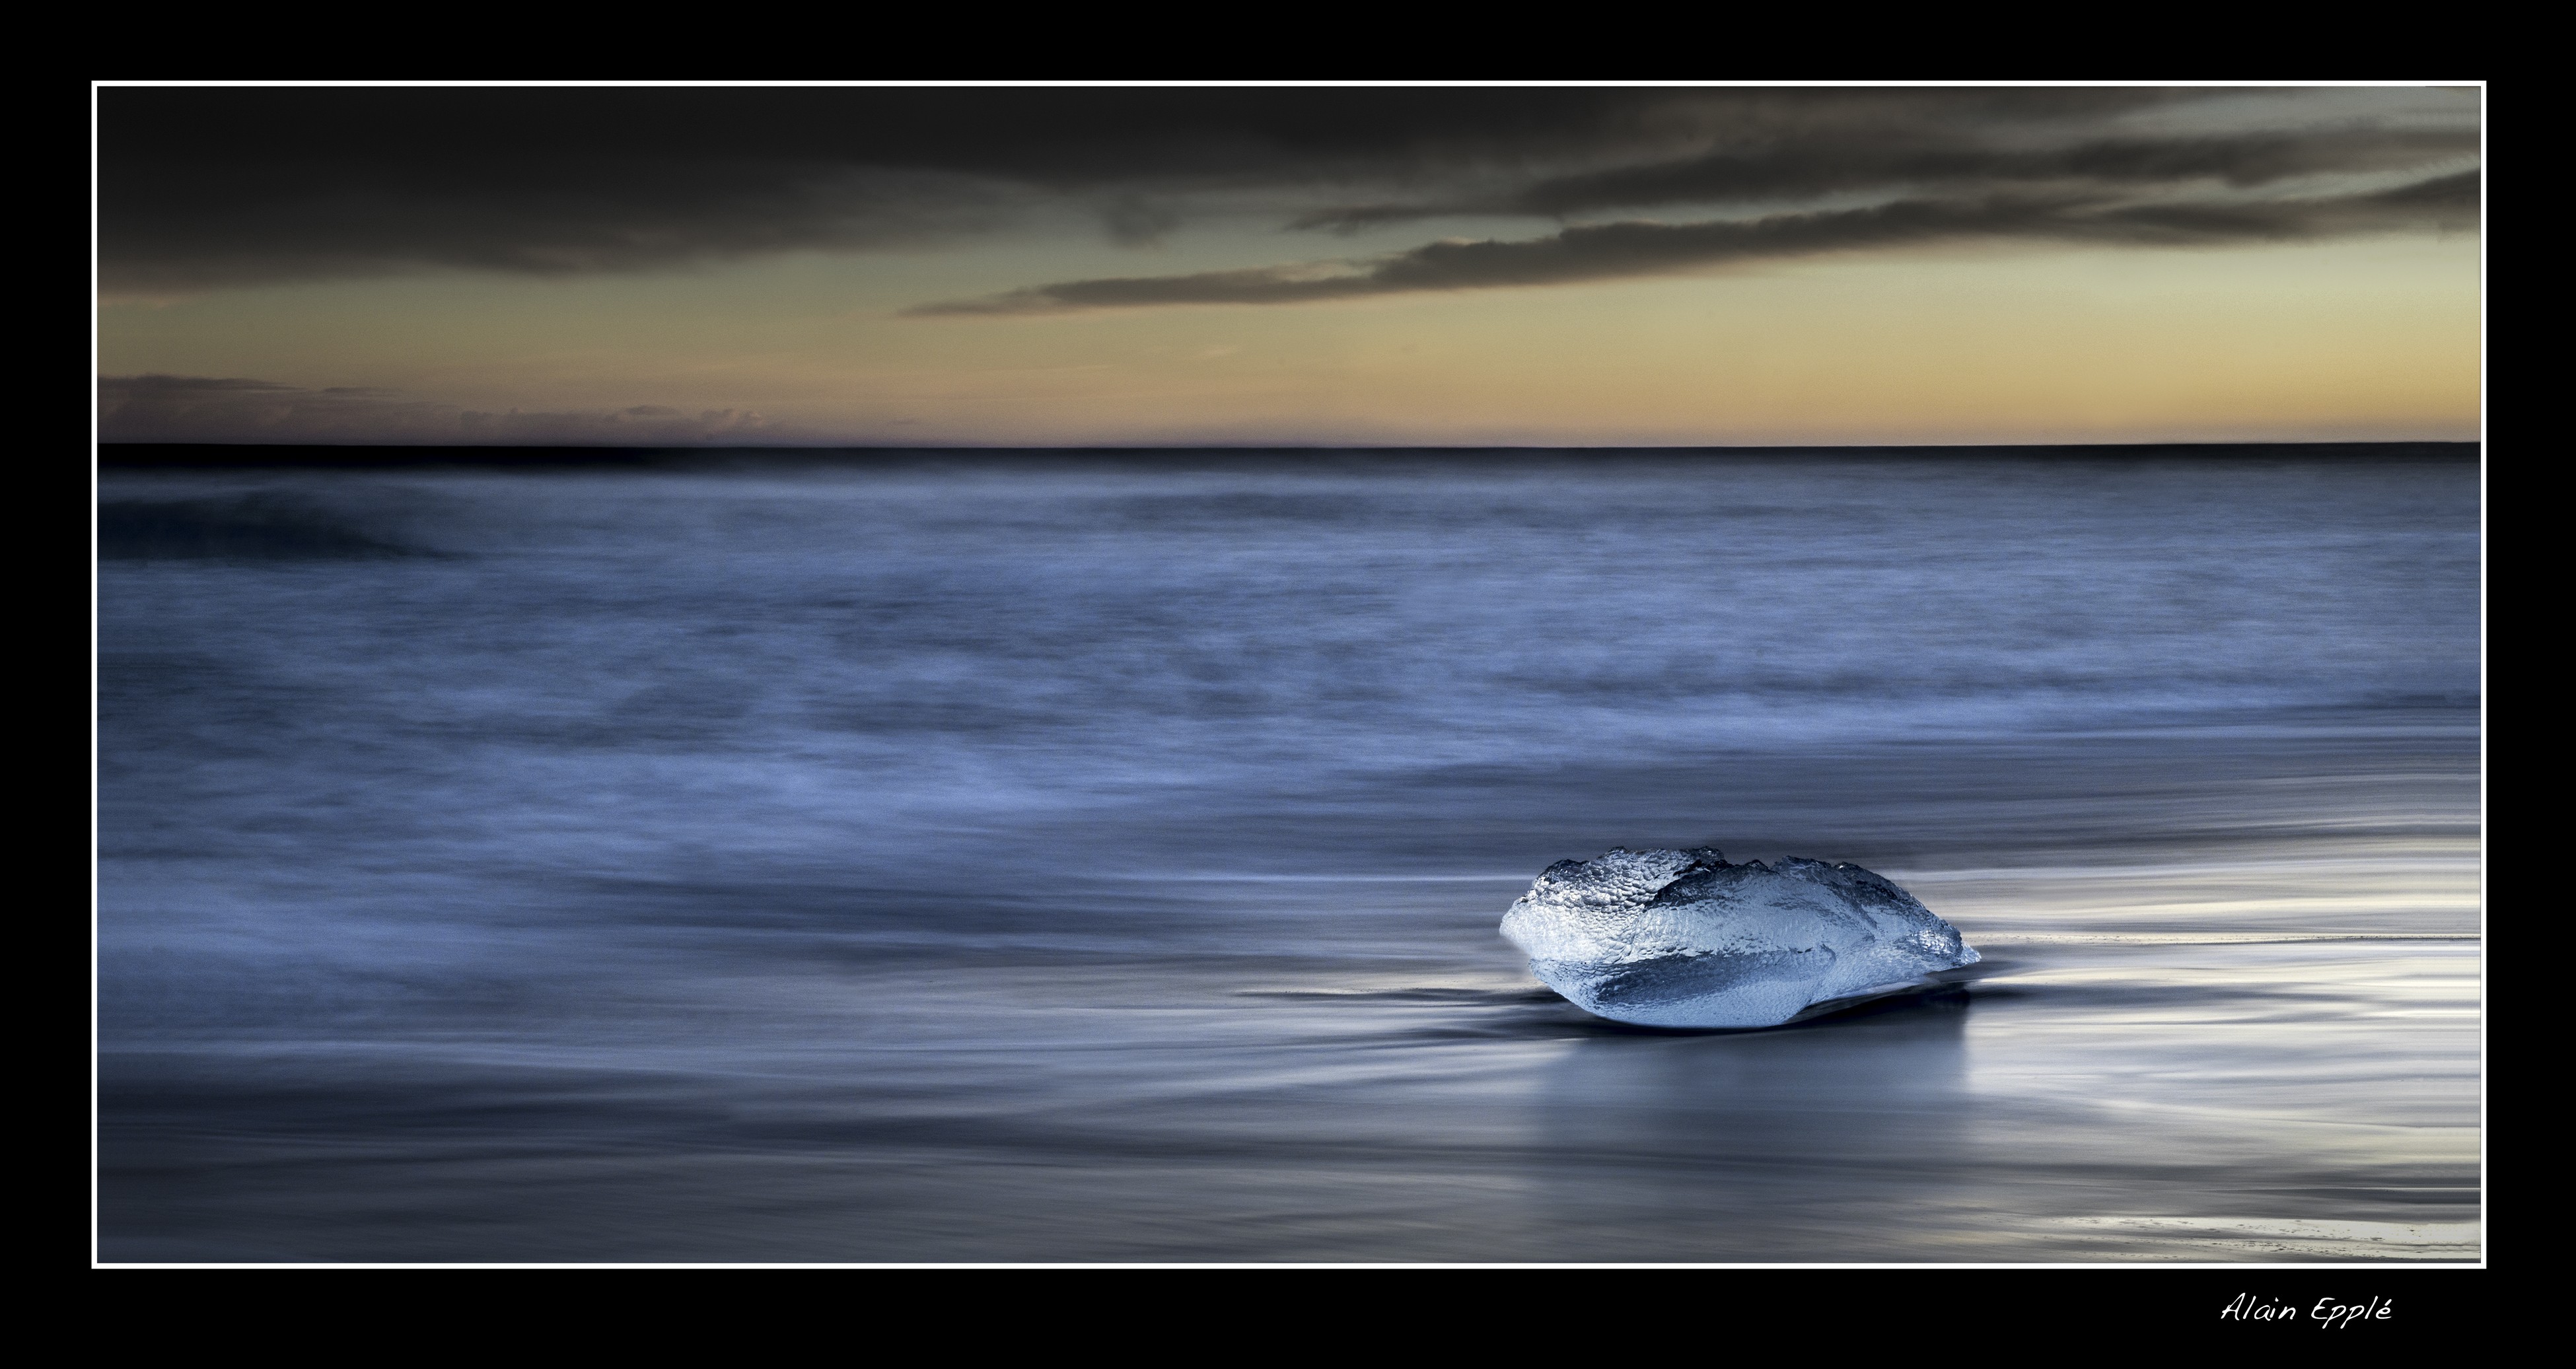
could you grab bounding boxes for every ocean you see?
[94,448,2482,1262]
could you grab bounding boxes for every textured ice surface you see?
[1501,847,1980,1028]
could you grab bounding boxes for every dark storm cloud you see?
[98,374,787,444]
[1289,127,2482,231]
[908,173,2483,315]
[98,87,2476,295]
[101,87,1795,288]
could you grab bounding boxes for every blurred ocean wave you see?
[96,451,2480,1261]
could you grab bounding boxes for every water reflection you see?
[1524,991,1975,1261]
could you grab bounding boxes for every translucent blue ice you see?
[1501,847,1980,1028]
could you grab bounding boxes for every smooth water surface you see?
[96,450,2482,1261]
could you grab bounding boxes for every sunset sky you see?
[96,85,2481,446]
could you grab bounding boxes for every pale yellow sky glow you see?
[96,86,2481,446]
[98,233,2478,444]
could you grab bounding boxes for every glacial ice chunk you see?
[1499,847,1980,1028]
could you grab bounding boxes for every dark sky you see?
[96,85,2482,445]
[100,87,2478,297]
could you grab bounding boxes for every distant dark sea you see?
[96,445,2481,1261]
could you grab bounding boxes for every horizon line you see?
[98,438,2479,452]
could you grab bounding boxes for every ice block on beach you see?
[1501,847,1980,1028]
